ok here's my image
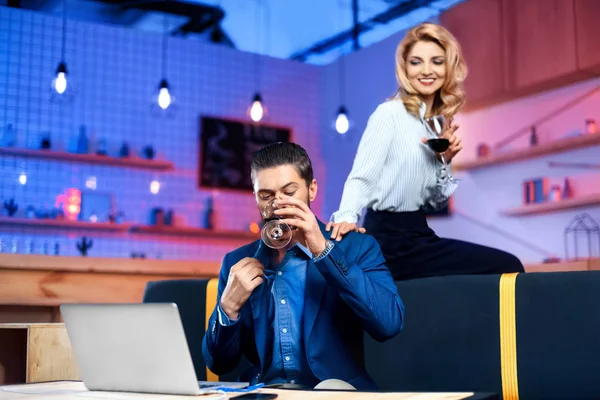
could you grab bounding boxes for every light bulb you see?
[335,106,349,134]
[336,113,349,134]
[52,62,68,95]
[249,93,265,123]
[158,87,171,110]
[85,176,97,190]
[19,173,27,185]
[55,72,67,94]
[250,101,263,122]
[150,180,160,194]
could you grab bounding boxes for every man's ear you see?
[309,179,318,202]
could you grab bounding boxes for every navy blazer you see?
[202,221,404,390]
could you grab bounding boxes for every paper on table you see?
[0,381,86,395]
[385,394,475,399]
[71,391,226,399]
[284,392,476,400]
[245,391,475,400]
[0,383,474,400]
[0,381,225,399]
[0,396,94,400]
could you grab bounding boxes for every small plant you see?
[119,142,130,158]
[41,135,51,149]
[76,236,93,256]
[142,146,155,160]
[3,198,18,217]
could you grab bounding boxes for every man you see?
[202,142,404,391]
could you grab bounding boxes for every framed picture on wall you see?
[199,116,292,191]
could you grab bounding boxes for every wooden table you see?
[0,381,495,400]
[0,324,78,385]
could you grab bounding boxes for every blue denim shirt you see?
[217,241,319,386]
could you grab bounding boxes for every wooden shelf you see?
[0,218,259,241]
[454,134,600,171]
[525,258,600,273]
[0,147,174,171]
[0,253,220,277]
[0,217,131,232]
[0,254,220,309]
[501,193,600,216]
[130,225,259,240]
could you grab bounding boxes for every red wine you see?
[427,138,450,153]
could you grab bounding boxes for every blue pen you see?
[217,382,265,392]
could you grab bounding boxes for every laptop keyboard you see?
[199,382,223,388]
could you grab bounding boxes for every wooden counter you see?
[524,258,600,273]
[2,253,599,323]
[0,254,220,323]
[0,323,78,385]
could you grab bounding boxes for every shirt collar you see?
[293,241,313,259]
[254,239,313,269]
[419,101,427,120]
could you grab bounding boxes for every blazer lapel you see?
[250,242,273,373]
[303,221,331,347]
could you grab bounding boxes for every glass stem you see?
[440,153,448,170]
[440,153,457,183]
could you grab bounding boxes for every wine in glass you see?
[261,200,292,249]
[424,115,458,183]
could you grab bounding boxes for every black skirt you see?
[363,209,524,281]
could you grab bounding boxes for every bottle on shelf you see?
[1,123,17,147]
[76,125,89,154]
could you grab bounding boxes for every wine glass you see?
[424,115,459,183]
[261,200,292,249]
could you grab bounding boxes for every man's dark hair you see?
[251,142,314,187]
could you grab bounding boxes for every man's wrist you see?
[220,298,239,320]
[313,240,335,262]
[311,237,328,257]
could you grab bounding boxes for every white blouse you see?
[331,99,458,224]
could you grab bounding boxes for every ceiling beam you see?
[352,0,359,51]
[209,25,235,47]
[172,7,224,36]
[87,0,232,46]
[289,0,437,62]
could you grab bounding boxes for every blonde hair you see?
[393,22,467,120]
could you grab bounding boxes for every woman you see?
[326,23,524,280]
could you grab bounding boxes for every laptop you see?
[60,303,249,395]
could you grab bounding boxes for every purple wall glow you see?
[0,6,322,260]
[2,6,599,265]
[319,21,600,264]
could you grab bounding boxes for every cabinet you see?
[442,0,600,110]
[440,0,507,104]
[0,323,78,385]
[503,0,584,91]
[575,0,600,75]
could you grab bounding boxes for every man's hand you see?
[220,257,265,320]
[274,196,327,256]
